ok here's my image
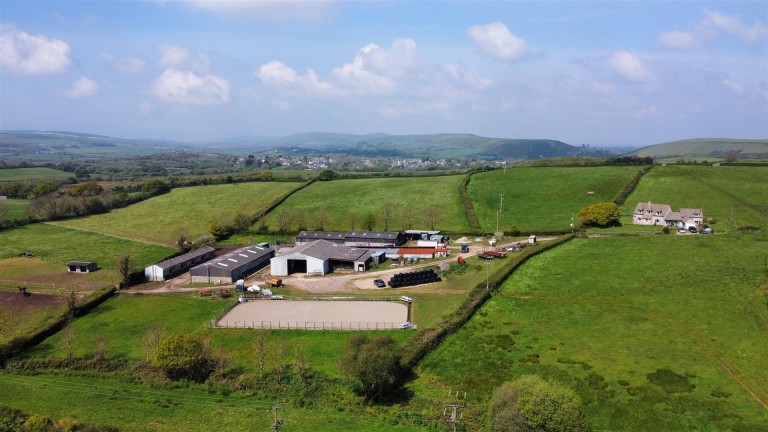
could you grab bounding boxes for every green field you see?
[0,167,73,182]
[468,166,644,232]
[260,176,470,232]
[419,235,768,430]
[0,198,30,220]
[53,182,303,244]
[623,165,768,229]
[0,224,174,290]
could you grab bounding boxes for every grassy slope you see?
[0,167,73,182]
[468,166,643,232]
[631,138,768,158]
[419,235,768,431]
[1,198,30,220]
[260,176,470,232]
[622,165,768,229]
[53,182,302,245]
[0,224,174,290]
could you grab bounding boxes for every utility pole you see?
[270,405,283,432]
[485,258,491,292]
[496,209,500,235]
[499,193,504,213]
[443,389,467,432]
[571,213,574,233]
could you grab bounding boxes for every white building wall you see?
[144,265,168,282]
[270,256,289,276]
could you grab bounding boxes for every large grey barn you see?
[296,230,405,247]
[145,246,216,282]
[190,245,274,283]
[271,240,373,276]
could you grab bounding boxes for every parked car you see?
[701,227,714,234]
[399,296,413,303]
[688,226,698,233]
[678,228,687,233]
[399,321,412,329]
[373,279,386,287]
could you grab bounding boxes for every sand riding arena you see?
[214,298,411,330]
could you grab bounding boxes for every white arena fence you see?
[212,320,410,330]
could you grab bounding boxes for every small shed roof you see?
[67,261,95,266]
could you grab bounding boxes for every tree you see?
[337,334,404,401]
[118,253,135,287]
[142,324,166,362]
[210,220,233,240]
[312,206,330,231]
[318,169,337,181]
[92,334,111,361]
[60,325,77,361]
[488,375,589,432]
[141,179,170,196]
[231,213,252,233]
[252,330,271,377]
[422,204,446,230]
[151,333,212,382]
[362,213,376,231]
[379,203,396,231]
[172,228,191,253]
[576,202,621,227]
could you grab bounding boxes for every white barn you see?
[270,240,373,276]
[145,246,216,282]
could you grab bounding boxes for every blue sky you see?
[1,1,766,146]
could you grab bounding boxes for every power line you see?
[443,389,466,432]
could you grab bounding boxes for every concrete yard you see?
[217,300,409,330]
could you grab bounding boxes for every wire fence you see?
[211,320,410,330]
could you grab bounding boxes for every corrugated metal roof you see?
[153,246,215,269]
[192,245,272,271]
[280,240,373,262]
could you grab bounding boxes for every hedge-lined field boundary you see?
[613,165,653,206]
[0,286,117,366]
[400,234,575,368]
[459,172,482,232]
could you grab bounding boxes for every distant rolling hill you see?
[629,138,768,161]
[1,130,601,161]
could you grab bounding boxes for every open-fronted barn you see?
[190,245,274,283]
[145,246,216,282]
[67,261,97,273]
[271,240,373,276]
[344,231,405,247]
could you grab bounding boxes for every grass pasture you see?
[0,198,30,220]
[53,182,302,245]
[0,291,66,344]
[420,235,768,431]
[24,293,412,378]
[259,176,470,232]
[0,167,73,182]
[468,166,644,232]
[0,224,174,291]
[624,165,768,230]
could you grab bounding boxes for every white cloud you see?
[0,25,71,75]
[332,39,418,95]
[704,9,768,43]
[100,52,146,74]
[467,22,526,61]
[660,9,767,48]
[608,51,653,82]
[182,0,335,22]
[723,79,744,94]
[440,63,492,91]
[152,69,230,106]
[66,76,99,98]
[257,60,342,97]
[157,44,210,72]
[658,31,699,49]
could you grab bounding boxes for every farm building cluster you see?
[632,202,704,229]
[141,229,454,283]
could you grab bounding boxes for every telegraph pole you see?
[499,193,504,213]
[270,405,283,432]
[443,390,466,432]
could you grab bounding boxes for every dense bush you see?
[338,334,405,402]
[151,333,213,382]
[488,375,589,432]
[576,202,621,227]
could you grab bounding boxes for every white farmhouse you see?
[632,202,703,229]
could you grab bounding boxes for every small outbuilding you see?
[67,261,97,273]
[528,235,537,244]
